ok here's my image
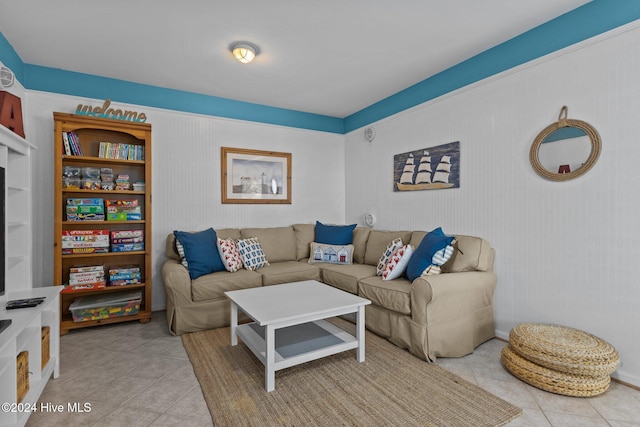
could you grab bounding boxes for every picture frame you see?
[394,141,460,192]
[221,147,292,204]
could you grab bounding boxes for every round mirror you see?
[530,106,601,181]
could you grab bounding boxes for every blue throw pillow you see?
[173,228,225,279]
[405,227,455,281]
[315,221,357,245]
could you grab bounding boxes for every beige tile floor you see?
[26,311,640,426]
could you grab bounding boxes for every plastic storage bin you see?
[69,291,142,322]
[63,166,81,178]
[82,167,101,178]
[63,178,81,189]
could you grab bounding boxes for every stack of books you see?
[62,131,83,156]
[98,142,144,160]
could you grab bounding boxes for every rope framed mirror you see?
[529,106,601,181]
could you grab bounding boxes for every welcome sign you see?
[75,99,147,123]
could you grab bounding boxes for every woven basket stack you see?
[501,323,619,397]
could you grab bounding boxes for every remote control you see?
[6,304,37,309]
[7,297,45,305]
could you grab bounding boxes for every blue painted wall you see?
[1,0,639,134]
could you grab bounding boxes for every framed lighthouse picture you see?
[221,147,292,204]
[393,141,460,191]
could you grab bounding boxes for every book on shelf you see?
[98,141,144,160]
[62,131,83,156]
[62,131,72,155]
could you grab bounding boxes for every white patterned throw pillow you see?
[377,238,403,276]
[382,244,414,281]
[308,242,354,265]
[217,238,242,273]
[236,236,270,271]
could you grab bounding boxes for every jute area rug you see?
[182,318,522,427]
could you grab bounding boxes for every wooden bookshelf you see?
[53,113,152,334]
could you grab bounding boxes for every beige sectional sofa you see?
[162,224,496,362]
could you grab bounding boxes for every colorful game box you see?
[62,230,109,254]
[66,198,105,221]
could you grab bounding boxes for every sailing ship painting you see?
[394,141,460,191]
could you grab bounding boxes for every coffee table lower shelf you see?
[236,319,358,372]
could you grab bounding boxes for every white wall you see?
[24,92,346,311]
[344,22,640,386]
[15,19,640,387]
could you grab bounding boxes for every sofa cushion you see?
[174,229,225,279]
[191,269,262,302]
[293,223,315,260]
[352,227,371,264]
[364,230,413,266]
[217,228,242,240]
[165,233,181,261]
[237,236,270,270]
[315,221,357,245]
[406,227,455,281]
[358,275,412,316]
[309,243,354,265]
[241,227,296,262]
[442,235,494,273]
[258,261,321,286]
[319,263,377,294]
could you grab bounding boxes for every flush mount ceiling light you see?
[229,42,260,64]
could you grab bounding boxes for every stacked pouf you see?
[501,323,619,397]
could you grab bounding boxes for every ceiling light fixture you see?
[229,42,260,64]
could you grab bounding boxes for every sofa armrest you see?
[410,271,497,325]
[162,259,194,306]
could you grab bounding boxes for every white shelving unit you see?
[0,124,60,427]
[0,123,34,296]
[0,287,61,427]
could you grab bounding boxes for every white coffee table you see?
[225,280,371,392]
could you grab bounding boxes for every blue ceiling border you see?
[2,0,639,135]
[344,0,640,132]
[23,65,345,133]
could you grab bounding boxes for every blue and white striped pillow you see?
[422,240,456,276]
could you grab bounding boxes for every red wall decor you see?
[0,91,25,138]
